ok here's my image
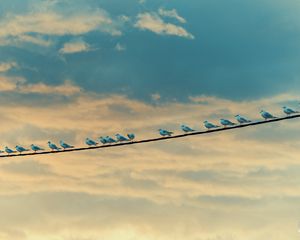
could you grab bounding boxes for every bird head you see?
[48,141,51,144]
[235,115,240,117]
[283,106,287,109]
[203,121,208,123]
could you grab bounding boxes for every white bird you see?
[203,121,219,130]
[59,140,74,149]
[85,138,98,146]
[220,119,235,127]
[5,146,16,154]
[159,129,173,137]
[31,144,44,152]
[235,115,251,124]
[48,141,61,151]
[260,110,276,120]
[181,125,195,133]
[15,145,29,153]
[283,106,299,116]
[116,134,129,142]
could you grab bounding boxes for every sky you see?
[0,0,300,239]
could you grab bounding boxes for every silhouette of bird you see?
[15,145,29,153]
[181,125,195,132]
[235,115,251,124]
[203,121,219,130]
[48,141,61,151]
[220,119,236,127]
[99,137,108,144]
[283,106,299,116]
[116,134,129,142]
[85,138,98,146]
[260,110,276,120]
[127,133,135,141]
[159,129,173,137]
[5,146,16,154]
[59,140,74,149]
[31,144,44,152]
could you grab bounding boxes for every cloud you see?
[0,8,122,46]
[0,76,81,96]
[0,62,17,73]
[158,8,187,23]
[134,12,194,39]
[114,43,126,51]
[59,40,92,54]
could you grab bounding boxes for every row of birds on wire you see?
[1,106,299,155]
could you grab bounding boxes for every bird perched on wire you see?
[220,119,235,127]
[48,141,61,151]
[235,115,251,124]
[116,134,129,142]
[181,125,195,133]
[99,137,108,144]
[16,145,29,153]
[203,120,219,130]
[105,136,117,143]
[5,146,16,154]
[127,133,135,141]
[31,144,44,152]
[85,138,98,146]
[283,106,299,116]
[159,129,173,137]
[260,110,276,120]
[59,140,74,149]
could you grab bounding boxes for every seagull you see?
[159,129,173,137]
[59,140,74,149]
[203,121,219,130]
[5,146,16,154]
[30,144,44,152]
[127,133,135,141]
[235,115,251,124]
[220,119,236,127]
[48,141,61,151]
[181,125,195,133]
[15,145,29,153]
[85,138,98,146]
[116,134,129,142]
[99,137,108,144]
[260,110,276,120]
[283,106,299,116]
[105,136,117,143]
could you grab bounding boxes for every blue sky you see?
[0,1,300,240]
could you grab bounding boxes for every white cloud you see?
[0,9,122,46]
[135,12,194,39]
[59,40,91,54]
[115,43,126,51]
[158,8,186,23]
[0,76,80,96]
[0,62,17,72]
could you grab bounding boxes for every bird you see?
[159,129,173,137]
[99,137,108,144]
[220,119,236,127]
[31,144,44,152]
[59,140,74,149]
[116,134,129,142]
[127,133,135,141]
[235,115,251,124]
[48,141,61,151]
[105,136,117,143]
[181,125,195,133]
[260,110,276,120]
[5,146,16,154]
[15,145,29,153]
[85,138,98,146]
[283,106,299,116]
[203,121,219,130]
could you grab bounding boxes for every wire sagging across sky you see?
[1,113,299,158]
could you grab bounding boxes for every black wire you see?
[1,114,299,158]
